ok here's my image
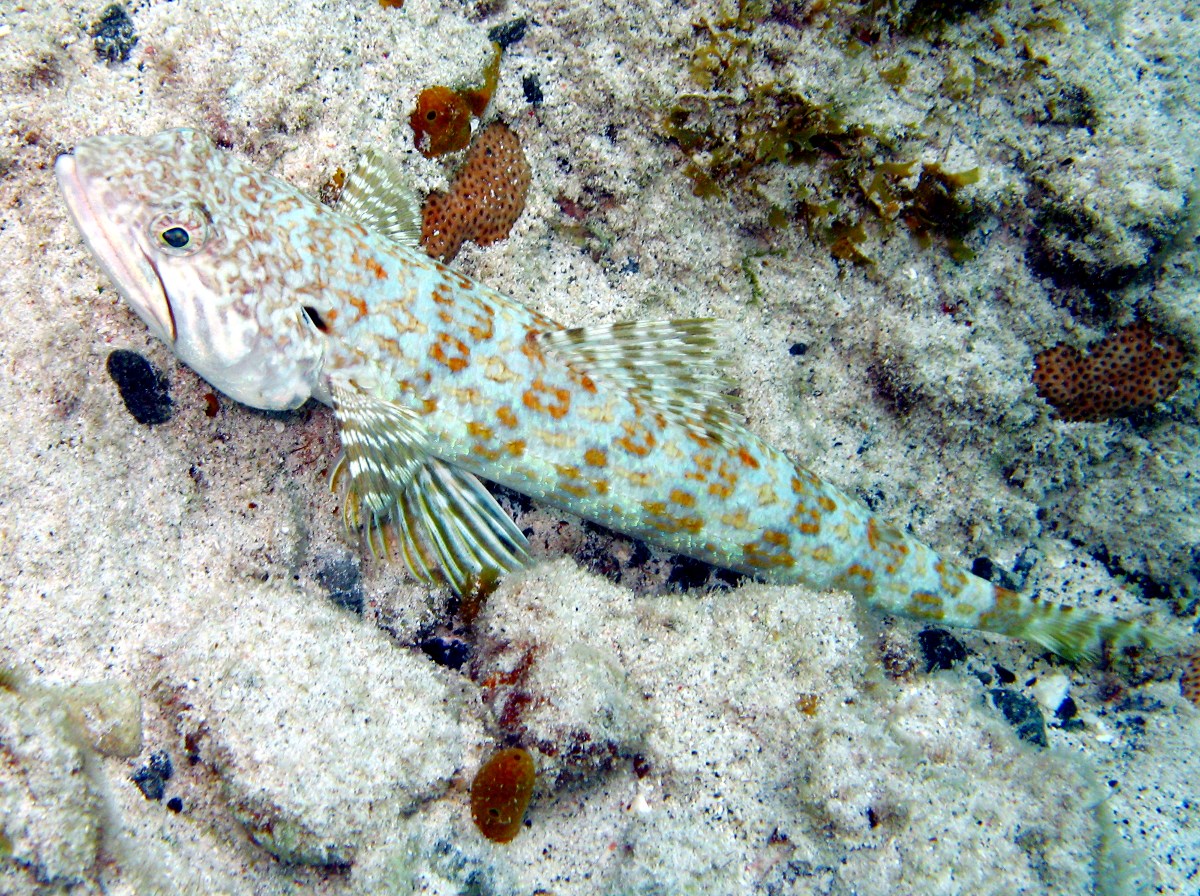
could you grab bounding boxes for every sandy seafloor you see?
[1,0,1198,893]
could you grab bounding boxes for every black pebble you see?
[92,4,138,64]
[917,628,966,672]
[989,688,1048,748]
[971,556,996,581]
[419,636,471,670]
[148,750,173,779]
[315,556,364,614]
[166,796,184,813]
[522,73,544,107]
[993,664,1016,685]
[666,555,713,590]
[860,488,885,512]
[788,342,808,356]
[488,17,528,49]
[106,350,172,425]
[131,750,173,801]
[626,540,650,569]
[970,556,1019,591]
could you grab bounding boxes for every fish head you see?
[56,127,327,410]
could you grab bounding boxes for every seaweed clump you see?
[662,2,860,201]
[91,4,138,65]
[901,0,998,37]
[894,164,982,261]
[662,1,982,263]
[823,0,1000,45]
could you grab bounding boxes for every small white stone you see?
[1030,672,1070,714]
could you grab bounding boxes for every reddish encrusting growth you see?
[1181,651,1200,707]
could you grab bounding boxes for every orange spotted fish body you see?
[56,128,1166,661]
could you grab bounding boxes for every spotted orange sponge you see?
[421,122,531,263]
[1033,322,1186,421]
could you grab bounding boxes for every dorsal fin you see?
[338,150,423,248]
[536,319,745,442]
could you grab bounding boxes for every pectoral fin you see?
[330,381,531,594]
[384,459,532,596]
[330,381,428,520]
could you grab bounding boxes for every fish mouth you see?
[55,152,177,344]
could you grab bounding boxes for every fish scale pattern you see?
[315,232,1153,660]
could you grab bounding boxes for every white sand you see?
[0,0,1196,893]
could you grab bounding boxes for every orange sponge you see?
[1182,651,1200,707]
[1033,322,1186,421]
[470,746,536,843]
[421,122,531,263]
[409,86,473,158]
[408,46,502,158]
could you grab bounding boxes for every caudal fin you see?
[994,588,1175,663]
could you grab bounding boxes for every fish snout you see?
[55,150,177,345]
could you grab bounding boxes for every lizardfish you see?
[56,127,1166,661]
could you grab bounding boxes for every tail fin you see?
[991,588,1175,663]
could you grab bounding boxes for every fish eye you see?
[160,226,191,249]
[149,204,208,256]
